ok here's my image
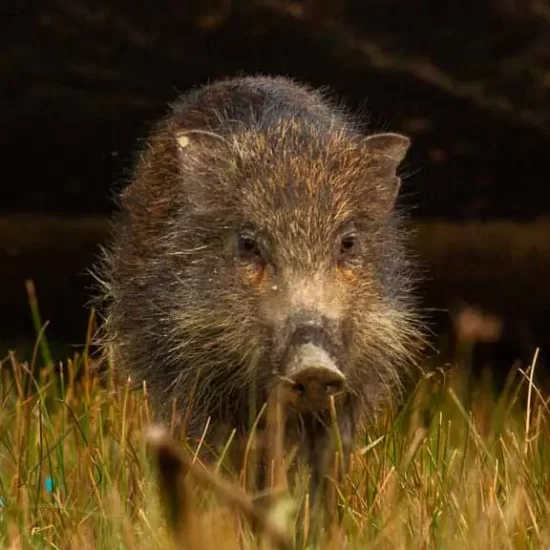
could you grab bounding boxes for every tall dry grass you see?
[1,284,549,549]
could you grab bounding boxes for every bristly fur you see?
[92,74,426,454]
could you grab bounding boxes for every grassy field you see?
[0,294,549,549]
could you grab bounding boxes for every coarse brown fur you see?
[93,74,425,498]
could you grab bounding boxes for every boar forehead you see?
[243,148,387,245]
[226,126,388,223]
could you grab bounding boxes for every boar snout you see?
[280,321,346,413]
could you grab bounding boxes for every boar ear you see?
[175,128,235,164]
[175,129,227,154]
[174,129,234,210]
[363,132,411,213]
[364,132,410,168]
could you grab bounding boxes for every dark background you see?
[2,0,550,377]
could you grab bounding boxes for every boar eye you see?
[237,234,263,261]
[338,233,358,259]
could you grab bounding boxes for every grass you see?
[1,284,549,549]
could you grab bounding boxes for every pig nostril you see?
[288,366,345,400]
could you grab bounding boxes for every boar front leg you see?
[304,405,355,518]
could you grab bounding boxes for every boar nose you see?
[283,325,346,412]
